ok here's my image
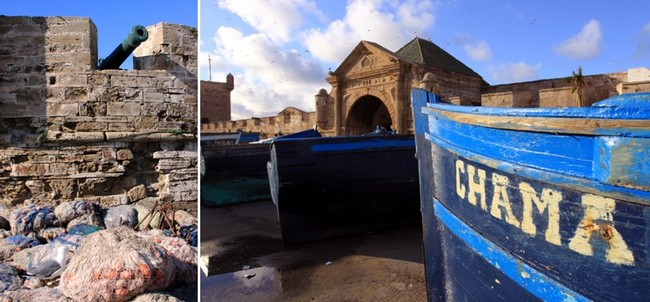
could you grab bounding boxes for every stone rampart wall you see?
[0,17,197,213]
[201,110,316,139]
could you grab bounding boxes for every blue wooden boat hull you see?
[412,89,650,301]
[268,135,420,243]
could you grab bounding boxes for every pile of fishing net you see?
[0,263,21,293]
[0,201,197,300]
[9,206,58,237]
[0,235,40,261]
[138,229,197,285]
[54,201,103,229]
[59,227,176,302]
[1,286,69,302]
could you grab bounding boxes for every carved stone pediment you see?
[329,41,401,80]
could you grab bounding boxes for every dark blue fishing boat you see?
[201,128,320,206]
[412,88,650,301]
[268,135,420,243]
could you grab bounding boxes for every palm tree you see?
[568,67,588,107]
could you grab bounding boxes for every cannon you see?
[97,25,149,70]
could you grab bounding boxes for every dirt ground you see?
[200,200,427,302]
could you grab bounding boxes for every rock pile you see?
[0,201,197,302]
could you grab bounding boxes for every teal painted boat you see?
[201,129,320,207]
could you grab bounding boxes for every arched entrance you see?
[345,95,392,135]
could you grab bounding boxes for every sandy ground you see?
[200,200,427,302]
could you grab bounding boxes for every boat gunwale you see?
[422,105,650,137]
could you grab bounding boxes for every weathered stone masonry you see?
[0,16,197,214]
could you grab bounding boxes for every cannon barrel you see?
[97,25,149,70]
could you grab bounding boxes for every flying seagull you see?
[26,245,70,280]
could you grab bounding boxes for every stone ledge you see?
[153,151,197,159]
[45,131,195,143]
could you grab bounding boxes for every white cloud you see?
[303,0,438,64]
[554,19,602,60]
[207,0,439,119]
[212,26,326,119]
[453,32,492,62]
[464,40,492,62]
[217,0,325,43]
[487,62,541,84]
[635,22,650,59]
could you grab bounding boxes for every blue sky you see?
[4,0,198,69]
[201,0,650,120]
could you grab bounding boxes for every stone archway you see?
[345,95,392,135]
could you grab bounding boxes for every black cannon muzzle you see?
[98,25,149,70]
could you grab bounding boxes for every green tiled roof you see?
[395,37,482,78]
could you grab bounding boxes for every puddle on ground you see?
[200,266,281,301]
[201,234,283,276]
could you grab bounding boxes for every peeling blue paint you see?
[434,200,590,302]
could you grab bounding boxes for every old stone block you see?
[79,102,107,117]
[174,210,197,226]
[183,95,197,105]
[108,122,135,132]
[64,87,88,102]
[88,72,109,86]
[78,177,110,196]
[45,32,85,48]
[107,102,141,116]
[10,162,74,177]
[49,179,77,199]
[101,148,116,161]
[153,150,196,159]
[75,121,107,131]
[143,91,165,103]
[31,154,57,164]
[46,86,66,99]
[152,151,178,159]
[15,87,44,103]
[134,116,159,131]
[56,102,79,116]
[116,149,134,161]
[174,189,197,202]
[97,194,129,207]
[127,184,146,202]
[57,154,84,163]
[88,86,119,102]
[119,88,143,101]
[168,180,196,193]
[48,162,76,176]
[168,168,196,182]
[10,163,46,177]
[53,131,105,142]
[156,158,192,171]
[25,180,48,200]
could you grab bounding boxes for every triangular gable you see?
[332,41,401,76]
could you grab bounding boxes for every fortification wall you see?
[201,109,316,139]
[481,73,625,107]
[200,79,232,123]
[0,17,197,213]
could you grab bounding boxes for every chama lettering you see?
[454,159,634,265]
